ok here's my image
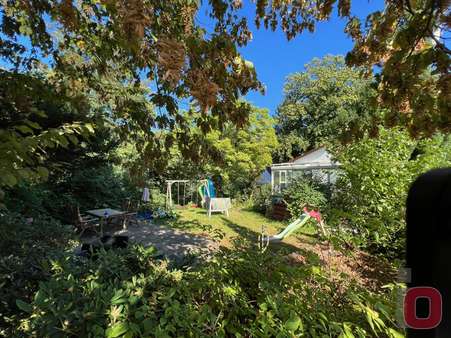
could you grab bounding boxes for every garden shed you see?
[271,147,340,194]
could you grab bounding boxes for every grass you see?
[153,205,398,290]
[156,205,319,247]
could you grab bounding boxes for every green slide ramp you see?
[269,214,311,241]
[198,185,205,200]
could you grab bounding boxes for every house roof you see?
[289,147,325,163]
[270,146,339,170]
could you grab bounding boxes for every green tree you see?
[1,0,448,145]
[133,104,278,196]
[0,70,95,191]
[1,0,448,193]
[0,0,260,136]
[276,55,377,160]
[204,105,278,195]
[253,0,450,137]
[329,127,451,257]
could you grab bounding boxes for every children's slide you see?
[198,184,206,206]
[197,179,216,206]
[259,207,325,251]
[265,213,311,242]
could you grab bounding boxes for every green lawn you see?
[157,206,318,247]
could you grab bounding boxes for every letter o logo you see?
[404,287,442,329]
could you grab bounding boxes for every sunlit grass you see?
[156,206,318,247]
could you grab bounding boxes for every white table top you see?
[86,208,125,218]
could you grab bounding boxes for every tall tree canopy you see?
[253,0,450,137]
[0,0,449,191]
[0,0,261,125]
[1,0,448,135]
[202,105,278,194]
[120,104,277,194]
[276,55,377,160]
[0,0,261,191]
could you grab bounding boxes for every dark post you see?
[406,168,451,337]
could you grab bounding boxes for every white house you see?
[271,147,340,194]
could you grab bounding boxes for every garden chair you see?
[72,205,99,237]
[121,199,139,229]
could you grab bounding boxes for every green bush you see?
[250,184,272,214]
[0,212,75,331]
[5,165,140,222]
[329,128,451,257]
[68,166,139,210]
[149,188,167,210]
[282,177,328,220]
[14,242,403,337]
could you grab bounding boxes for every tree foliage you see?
[204,106,278,195]
[329,127,451,257]
[0,0,261,133]
[0,0,448,194]
[0,0,265,194]
[0,70,95,193]
[131,104,278,195]
[252,0,450,136]
[276,55,377,160]
[1,0,448,142]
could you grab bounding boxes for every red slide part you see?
[303,207,322,223]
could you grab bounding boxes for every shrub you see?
[329,128,451,258]
[4,165,140,222]
[282,177,328,220]
[68,166,139,210]
[250,184,272,214]
[148,188,167,210]
[14,242,403,337]
[0,212,74,332]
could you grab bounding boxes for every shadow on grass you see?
[238,206,261,213]
[219,216,322,265]
[156,211,322,266]
[154,216,226,243]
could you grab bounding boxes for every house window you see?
[272,170,288,193]
[303,169,313,179]
[280,170,287,191]
[274,171,280,185]
[287,170,292,184]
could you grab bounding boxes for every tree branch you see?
[407,1,435,58]
[430,33,451,54]
[404,0,414,15]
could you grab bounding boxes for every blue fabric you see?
[207,179,216,197]
[256,169,271,185]
[137,211,152,220]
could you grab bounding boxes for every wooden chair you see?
[72,205,99,237]
[121,199,139,229]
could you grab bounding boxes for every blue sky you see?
[1,1,384,117]
[200,1,384,115]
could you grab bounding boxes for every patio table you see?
[86,208,125,235]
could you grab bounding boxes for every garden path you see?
[112,221,219,262]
